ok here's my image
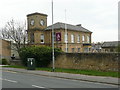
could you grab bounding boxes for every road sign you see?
[56,32,61,41]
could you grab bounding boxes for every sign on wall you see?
[56,32,61,41]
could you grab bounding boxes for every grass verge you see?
[2,65,120,78]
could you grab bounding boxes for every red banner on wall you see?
[56,32,61,41]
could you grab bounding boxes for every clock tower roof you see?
[27,12,48,17]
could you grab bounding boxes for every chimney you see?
[76,24,82,26]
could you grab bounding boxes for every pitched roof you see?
[102,41,120,48]
[45,22,92,33]
[27,12,48,17]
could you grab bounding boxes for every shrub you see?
[116,45,120,52]
[19,46,62,67]
[1,58,8,65]
[0,59,1,65]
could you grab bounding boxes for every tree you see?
[1,19,28,55]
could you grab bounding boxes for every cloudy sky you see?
[0,0,119,42]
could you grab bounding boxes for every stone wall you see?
[49,53,119,72]
[10,57,22,66]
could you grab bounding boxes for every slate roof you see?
[102,41,120,48]
[45,22,92,33]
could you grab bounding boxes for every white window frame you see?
[77,35,80,43]
[71,34,74,43]
[40,34,44,43]
[64,33,68,43]
[87,36,90,43]
[82,35,85,43]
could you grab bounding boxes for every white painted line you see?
[3,79,18,83]
[3,71,17,73]
[0,65,9,66]
[32,85,45,88]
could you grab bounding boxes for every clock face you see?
[30,20,34,26]
[40,20,45,26]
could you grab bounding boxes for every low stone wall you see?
[10,60,22,66]
[10,58,22,66]
[9,53,119,72]
[49,53,119,72]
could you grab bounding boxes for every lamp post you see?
[52,0,55,72]
[65,9,68,53]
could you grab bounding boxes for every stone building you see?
[27,12,92,53]
[0,39,11,60]
[102,41,120,52]
[0,38,20,61]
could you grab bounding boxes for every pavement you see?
[1,67,120,85]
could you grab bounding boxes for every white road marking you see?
[0,65,9,66]
[0,78,17,83]
[32,85,45,88]
[4,79,18,83]
[3,70,17,73]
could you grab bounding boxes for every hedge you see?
[0,58,9,65]
[19,46,62,67]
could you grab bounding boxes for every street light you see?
[65,9,68,53]
[52,0,55,72]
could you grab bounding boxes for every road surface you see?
[1,70,118,89]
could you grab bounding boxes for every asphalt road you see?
[1,70,118,89]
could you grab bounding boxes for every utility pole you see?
[52,0,55,72]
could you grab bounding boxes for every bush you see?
[116,45,120,52]
[19,46,62,67]
[1,58,9,65]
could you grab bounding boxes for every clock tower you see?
[27,12,48,45]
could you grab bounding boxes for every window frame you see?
[77,35,80,43]
[40,34,44,43]
[64,33,68,43]
[82,35,85,43]
[87,36,90,43]
[71,34,74,43]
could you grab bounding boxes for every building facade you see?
[102,41,120,52]
[27,12,92,53]
[0,39,11,60]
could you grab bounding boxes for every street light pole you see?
[52,0,55,72]
[65,9,68,53]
